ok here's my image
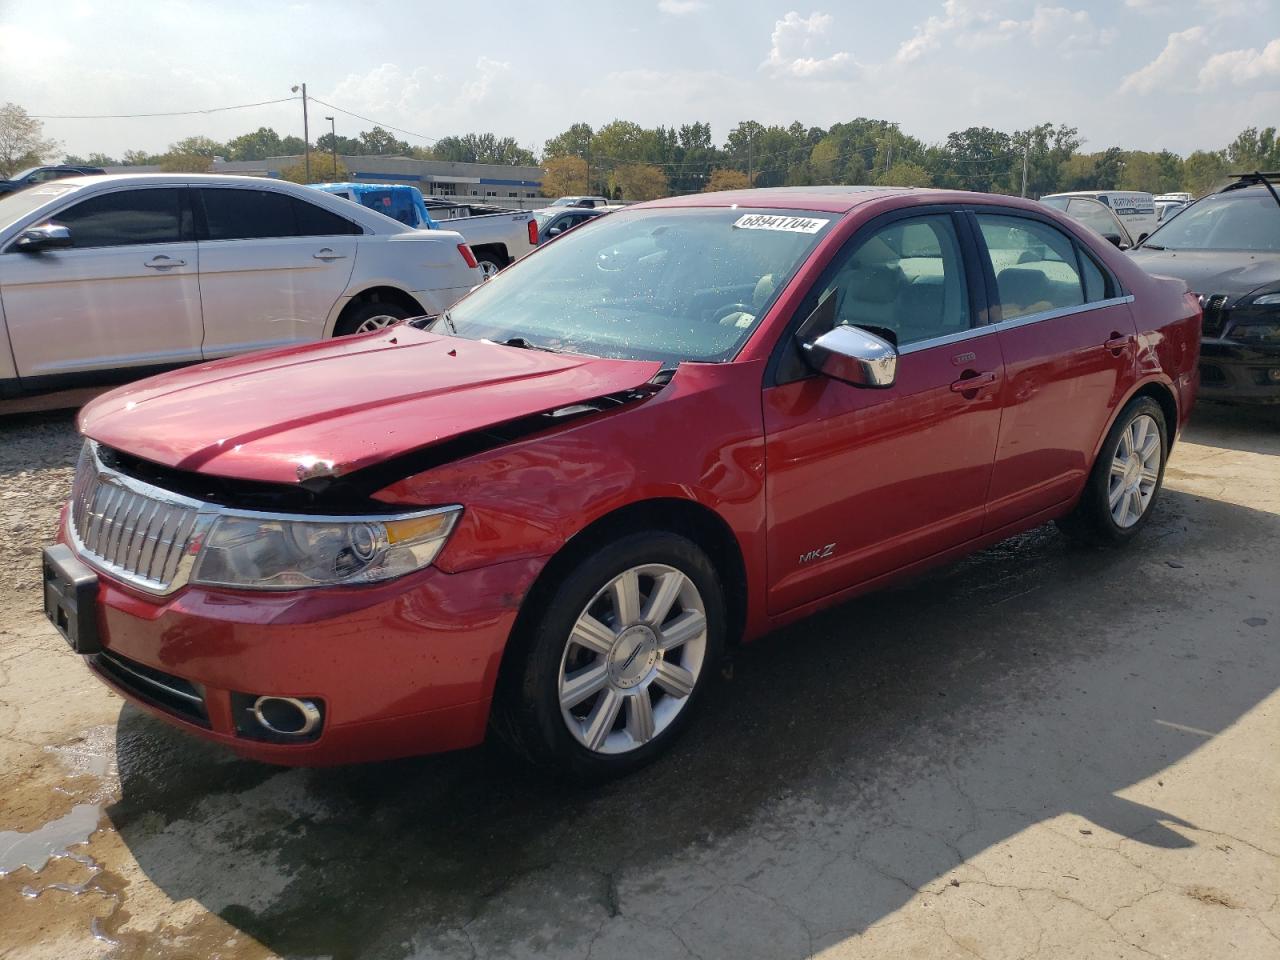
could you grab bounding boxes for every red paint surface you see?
[64,187,1201,764]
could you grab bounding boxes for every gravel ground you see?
[0,404,1277,960]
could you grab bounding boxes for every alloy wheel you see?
[557,563,708,755]
[354,314,403,334]
[1108,413,1161,528]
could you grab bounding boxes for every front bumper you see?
[1198,339,1280,404]
[59,527,544,765]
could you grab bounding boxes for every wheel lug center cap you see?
[608,625,658,689]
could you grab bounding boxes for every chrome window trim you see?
[895,294,1135,356]
[69,440,459,596]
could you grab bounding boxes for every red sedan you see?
[43,187,1201,779]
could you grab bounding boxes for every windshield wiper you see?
[499,336,560,353]
[1140,243,1166,250]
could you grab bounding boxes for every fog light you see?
[1268,369,1280,383]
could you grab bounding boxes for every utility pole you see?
[325,116,336,179]
[1021,143,1029,198]
[747,133,753,185]
[292,83,311,182]
[584,140,591,196]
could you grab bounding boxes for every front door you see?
[0,185,202,381]
[763,212,1004,615]
[195,186,359,358]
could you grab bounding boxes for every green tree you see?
[1182,150,1228,196]
[278,154,348,183]
[64,152,117,167]
[315,132,364,156]
[541,154,587,197]
[159,151,213,173]
[877,162,932,187]
[704,168,750,192]
[543,122,594,159]
[610,163,669,201]
[937,127,1014,193]
[121,149,161,166]
[225,127,286,161]
[169,135,224,159]
[432,133,535,165]
[0,102,59,176]
[808,138,841,183]
[358,127,411,156]
[1225,126,1280,170]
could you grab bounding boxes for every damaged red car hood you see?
[79,327,662,486]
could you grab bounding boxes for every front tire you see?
[333,300,413,337]
[1057,396,1168,546]
[495,531,726,781]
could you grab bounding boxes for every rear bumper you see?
[1197,340,1280,404]
[70,532,545,765]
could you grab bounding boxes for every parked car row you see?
[1047,172,1280,405]
[0,174,482,403]
[311,182,537,277]
[41,183,1203,779]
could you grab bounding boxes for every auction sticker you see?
[733,214,829,234]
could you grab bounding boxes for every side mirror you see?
[1102,233,1123,248]
[546,224,564,237]
[14,223,72,252]
[802,323,897,388]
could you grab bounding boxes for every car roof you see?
[635,185,1001,214]
[45,172,310,189]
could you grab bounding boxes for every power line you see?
[29,97,299,120]
[307,97,441,145]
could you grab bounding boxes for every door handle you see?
[950,371,997,393]
[313,248,346,261]
[1103,332,1131,353]
[144,256,186,269]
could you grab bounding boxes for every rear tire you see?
[333,300,413,337]
[472,247,508,279]
[494,531,726,782]
[1056,396,1168,546]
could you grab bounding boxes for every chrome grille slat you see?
[68,443,205,595]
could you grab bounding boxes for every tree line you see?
[3,102,1276,202]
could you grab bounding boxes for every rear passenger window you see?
[818,214,970,346]
[1079,251,1109,302]
[977,215,1084,321]
[201,188,296,241]
[292,198,361,236]
[51,189,184,248]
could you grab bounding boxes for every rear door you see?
[763,210,1004,614]
[195,186,360,358]
[0,185,202,381]
[972,210,1138,531]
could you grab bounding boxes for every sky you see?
[1,0,1277,161]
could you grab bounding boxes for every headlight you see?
[1250,293,1280,306]
[1231,322,1280,343]
[190,506,461,590]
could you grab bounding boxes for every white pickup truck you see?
[312,183,537,277]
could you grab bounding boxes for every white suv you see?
[0,174,481,402]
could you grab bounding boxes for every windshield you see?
[8,167,40,182]
[1041,196,1069,211]
[533,209,558,225]
[0,182,80,229]
[1142,187,1280,252]
[444,206,834,364]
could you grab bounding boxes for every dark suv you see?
[0,164,106,197]
[1129,173,1280,404]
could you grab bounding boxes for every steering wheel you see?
[709,302,753,325]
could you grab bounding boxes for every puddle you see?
[0,802,103,875]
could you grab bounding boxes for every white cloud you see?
[896,2,1109,63]
[657,0,706,14]
[1199,37,1280,87]
[763,11,855,78]
[1120,26,1208,93]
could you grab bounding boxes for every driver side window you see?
[819,214,970,346]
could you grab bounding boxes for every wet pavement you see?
[1,404,1277,959]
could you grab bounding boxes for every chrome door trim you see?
[895,294,1135,356]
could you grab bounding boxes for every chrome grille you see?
[1200,294,1229,337]
[69,442,210,595]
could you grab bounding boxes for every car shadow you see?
[105,486,1279,959]
[1182,402,1280,456]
